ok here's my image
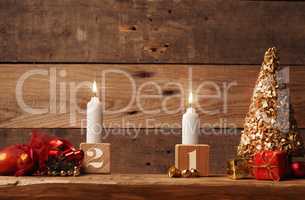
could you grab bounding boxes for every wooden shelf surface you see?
[0,174,305,200]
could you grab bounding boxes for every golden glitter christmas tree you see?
[237,47,304,160]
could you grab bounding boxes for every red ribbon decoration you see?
[31,130,83,175]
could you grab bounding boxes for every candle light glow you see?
[92,81,97,96]
[188,92,193,107]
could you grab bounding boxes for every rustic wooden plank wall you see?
[0,64,305,128]
[1,0,305,64]
[0,0,305,174]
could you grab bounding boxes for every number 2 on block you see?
[86,147,104,168]
[188,150,197,169]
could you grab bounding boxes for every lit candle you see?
[182,92,200,144]
[87,81,103,143]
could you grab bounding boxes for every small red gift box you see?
[252,150,288,181]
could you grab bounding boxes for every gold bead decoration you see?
[60,170,67,176]
[190,168,200,177]
[181,169,192,178]
[168,166,181,178]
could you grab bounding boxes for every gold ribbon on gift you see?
[251,164,280,181]
[250,151,284,181]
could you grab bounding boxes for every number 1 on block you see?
[188,150,197,169]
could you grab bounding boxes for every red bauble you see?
[291,162,305,178]
[0,144,35,176]
[49,139,64,149]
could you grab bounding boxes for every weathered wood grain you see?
[0,0,305,64]
[0,64,304,128]
[1,175,305,200]
[2,174,305,187]
[290,67,305,126]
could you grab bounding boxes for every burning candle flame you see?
[92,81,97,95]
[188,92,193,107]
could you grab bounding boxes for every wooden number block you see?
[175,144,209,176]
[80,143,111,174]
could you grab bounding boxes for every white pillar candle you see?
[87,81,103,143]
[182,92,200,144]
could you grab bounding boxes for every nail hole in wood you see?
[162,90,179,96]
[150,47,157,52]
[130,25,137,31]
[146,162,151,166]
[133,71,155,78]
[127,110,139,115]
[168,9,172,14]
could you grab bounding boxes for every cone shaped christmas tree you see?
[237,47,304,160]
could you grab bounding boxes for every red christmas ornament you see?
[291,162,305,178]
[0,130,84,176]
[0,144,36,176]
[30,130,84,175]
[49,139,64,149]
